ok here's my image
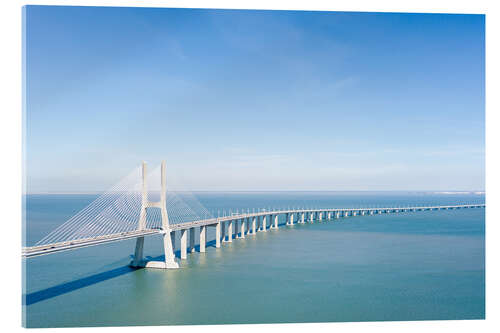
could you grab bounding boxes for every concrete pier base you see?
[162,230,178,267]
[136,230,179,269]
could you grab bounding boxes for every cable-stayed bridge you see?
[22,161,485,269]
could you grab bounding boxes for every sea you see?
[23,191,485,327]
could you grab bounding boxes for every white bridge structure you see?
[22,161,485,269]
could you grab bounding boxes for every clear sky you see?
[24,6,485,192]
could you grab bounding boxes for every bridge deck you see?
[22,204,484,258]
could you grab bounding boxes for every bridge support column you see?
[309,212,314,222]
[221,221,227,243]
[132,236,145,267]
[160,230,179,268]
[273,214,279,229]
[261,215,267,232]
[180,229,188,259]
[142,230,179,269]
[300,212,305,224]
[252,217,257,234]
[190,227,195,253]
[200,226,206,252]
[170,231,176,252]
[235,220,240,238]
[216,223,221,248]
[241,218,246,238]
[227,220,233,242]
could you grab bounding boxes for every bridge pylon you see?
[130,161,179,269]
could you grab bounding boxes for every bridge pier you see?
[190,228,195,253]
[216,223,221,248]
[240,218,246,238]
[221,221,227,243]
[180,229,188,259]
[252,216,257,234]
[170,231,176,251]
[132,236,145,267]
[200,226,206,252]
[227,221,233,242]
[261,215,267,232]
[141,230,179,269]
[273,215,279,229]
[235,220,240,238]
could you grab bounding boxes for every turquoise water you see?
[23,192,485,327]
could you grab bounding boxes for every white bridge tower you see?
[130,161,179,269]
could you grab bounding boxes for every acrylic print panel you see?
[22,5,485,328]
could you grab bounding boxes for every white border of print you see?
[1,1,498,333]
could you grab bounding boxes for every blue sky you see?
[24,6,485,192]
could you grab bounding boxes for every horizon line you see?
[24,190,486,195]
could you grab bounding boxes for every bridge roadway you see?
[22,204,485,258]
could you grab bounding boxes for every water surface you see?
[23,192,485,327]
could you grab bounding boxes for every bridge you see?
[22,161,485,269]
